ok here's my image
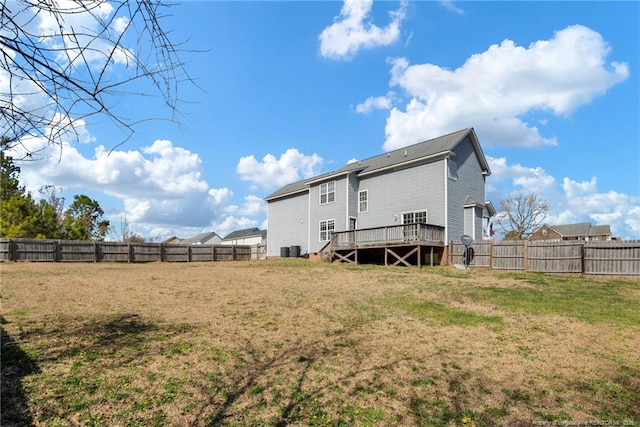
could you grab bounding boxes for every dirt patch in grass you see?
[1,261,638,426]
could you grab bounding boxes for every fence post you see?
[523,240,528,272]
[127,243,132,263]
[53,240,58,262]
[8,239,13,261]
[93,241,98,263]
[489,240,494,270]
[187,245,191,262]
[159,243,164,262]
[232,245,236,261]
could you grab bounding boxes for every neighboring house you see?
[162,231,222,245]
[528,223,612,241]
[265,128,493,258]
[221,227,267,246]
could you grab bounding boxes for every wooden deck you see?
[329,224,445,267]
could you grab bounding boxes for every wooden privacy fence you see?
[0,238,264,263]
[449,239,640,276]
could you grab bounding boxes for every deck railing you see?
[330,224,445,249]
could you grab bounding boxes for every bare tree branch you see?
[0,0,198,159]
[496,191,549,240]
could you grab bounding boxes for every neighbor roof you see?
[266,128,489,201]
[550,223,592,237]
[538,223,612,238]
[164,231,220,245]
[222,227,266,241]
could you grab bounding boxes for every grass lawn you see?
[1,260,638,426]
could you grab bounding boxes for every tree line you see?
[1,137,143,242]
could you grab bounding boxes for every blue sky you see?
[7,0,640,240]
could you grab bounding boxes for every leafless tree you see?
[1,0,195,159]
[111,214,145,242]
[496,191,549,240]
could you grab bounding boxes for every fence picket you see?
[0,238,254,263]
[449,239,639,276]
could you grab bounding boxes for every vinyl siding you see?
[347,173,359,222]
[356,160,446,229]
[308,176,349,253]
[474,207,483,240]
[266,192,309,257]
[447,136,487,242]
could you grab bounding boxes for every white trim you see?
[357,151,450,177]
[444,158,449,244]
[319,218,335,242]
[349,216,357,231]
[345,175,350,230]
[307,190,311,254]
[400,209,428,224]
[305,171,350,186]
[358,189,368,213]
[319,181,336,205]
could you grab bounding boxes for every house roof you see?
[266,128,489,201]
[551,223,592,237]
[222,227,266,241]
[164,231,220,245]
[589,225,611,236]
[534,223,612,238]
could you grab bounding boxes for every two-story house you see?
[265,128,492,265]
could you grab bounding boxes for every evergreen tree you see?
[0,137,40,237]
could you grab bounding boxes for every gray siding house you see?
[265,128,492,258]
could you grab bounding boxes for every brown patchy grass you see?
[1,260,638,426]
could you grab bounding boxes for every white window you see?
[403,210,427,224]
[320,219,335,241]
[402,210,427,240]
[448,160,458,180]
[320,181,335,204]
[358,190,368,213]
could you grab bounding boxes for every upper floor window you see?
[448,160,458,180]
[358,190,368,213]
[320,181,335,204]
[320,219,335,241]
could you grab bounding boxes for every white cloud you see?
[383,25,629,150]
[7,124,276,241]
[210,216,260,240]
[355,92,396,114]
[35,0,134,68]
[440,0,464,15]
[487,156,640,239]
[8,135,233,234]
[112,16,130,35]
[236,148,323,190]
[238,195,268,217]
[319,0,408,60]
